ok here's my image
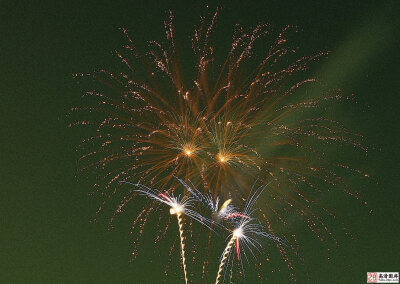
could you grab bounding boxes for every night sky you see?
[2,0,399,283]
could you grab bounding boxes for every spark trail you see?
[215,234,236,284]
[176,210,188,284]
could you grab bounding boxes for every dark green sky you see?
[1,0,399,283]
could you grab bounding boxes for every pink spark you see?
[158,193,172,203]
[224,213,250,220]
[235,238,240,260]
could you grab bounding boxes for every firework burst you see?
[70,10,363,194]
[123,181,213,283]
[215,183,284,284]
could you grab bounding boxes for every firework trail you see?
[122,181,212,284]
[176,211,188,284]
[216,233,236,284]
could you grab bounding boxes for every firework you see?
[70,10,364,194]
[123,181,213,283]
[70,8,368,280]
[215,184,284,284]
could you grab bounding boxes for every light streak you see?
[215,235,237,284]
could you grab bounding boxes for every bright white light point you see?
[183,146,195,157]
[233,228,243,238]
[170,204,183,215]
[218,154,227,163]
